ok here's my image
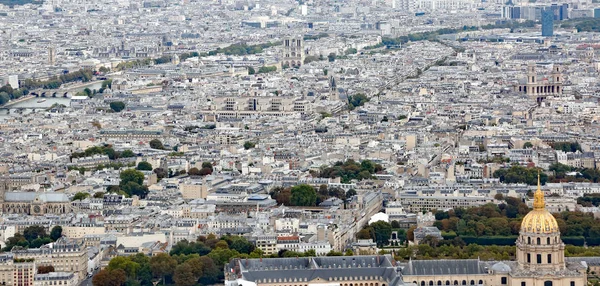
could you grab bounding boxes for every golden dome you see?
[520,173,560,234]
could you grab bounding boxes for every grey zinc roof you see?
[402,259,487,276]
[490,262,511,273]
[231,256,405,286]
[566,257,600,266]
[4,192,69,203]
[4,192,37,202]
[241,268,404,285]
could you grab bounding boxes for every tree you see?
[84,88,92,97]
[121,181,149,198]
[108,256,140,278]
[243,141,256,150]
[207,248,240,267]
[0,92,10,105]
[370,221,393,246]
[23,225,46,242]
[37,265,55,274]
[493,166,547,185]
[523,142,533,149]
[222,235,255,254]
[326,250,344,256]
[270,186,291,205]
[121,150,135,158]
[136,161,153,171]
[93,269,127,286]
[356,228,372,239]
[120,169,145,186]
[50,226,62,241]
[174,263,197,286]
[150,253,177,285]
[346,189,357,198]
[170,240,211,256]
[187,167,201,176]
[202,162,213,170]
[93,192,105,198]
[72,192,90,201]
[391,220,401,229]
[110,101,126,112]
[257,66,277,74]
[120,169,148,198]
[290,184,317,206]
[154,168,167,180]
[197,256,220,285]
[407,225,416,241]
[328,53,336,62]
[149,139,165,150]
[247,67,255,75]
[199,168,212,176]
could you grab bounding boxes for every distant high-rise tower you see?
[281,38,304,68]
[541,8,554,37]
[48,47,56,65]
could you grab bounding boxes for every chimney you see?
[376,255,380,265]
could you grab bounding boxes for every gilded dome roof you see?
[520,173,559,234]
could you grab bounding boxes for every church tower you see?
[516,174,565,271]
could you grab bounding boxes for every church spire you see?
[533,171,545,210]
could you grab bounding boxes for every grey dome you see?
[491,262,511,273]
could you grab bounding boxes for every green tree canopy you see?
[493,166,547,185]
[120,149,135,158]
[243,141,256,150]
[136,161,153,171]
[149,139,165,150]
[120,169,144,185]
[50,226,62,241]
[370,221,393,246]
[290,184,317,206]
[72,192,90,201]
[150,253,177,285]
[109,101,126,112]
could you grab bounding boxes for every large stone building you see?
[224,176,590,286]
[205,96,311,119]
[225,255,403,286]
[282,38,305,68]
[514,63,563,103]
[12,237,88,282]
[1,192,71,215]
[0,238,86,286]
[403,175,587,286]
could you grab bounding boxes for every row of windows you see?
[526,237,558,245]
[520,281,575,286]
[417,280,483,286]
[527,253,552,264]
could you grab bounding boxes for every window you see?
[547,237,550,244]
[548,254,552,264]
[521,283,526,286]
[501,277,507,285]
[527,253,531,263]
[537,254,542,264]
[537,237,541,245]
[571,282,575,286]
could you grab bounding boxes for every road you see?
[79,268,100,286]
